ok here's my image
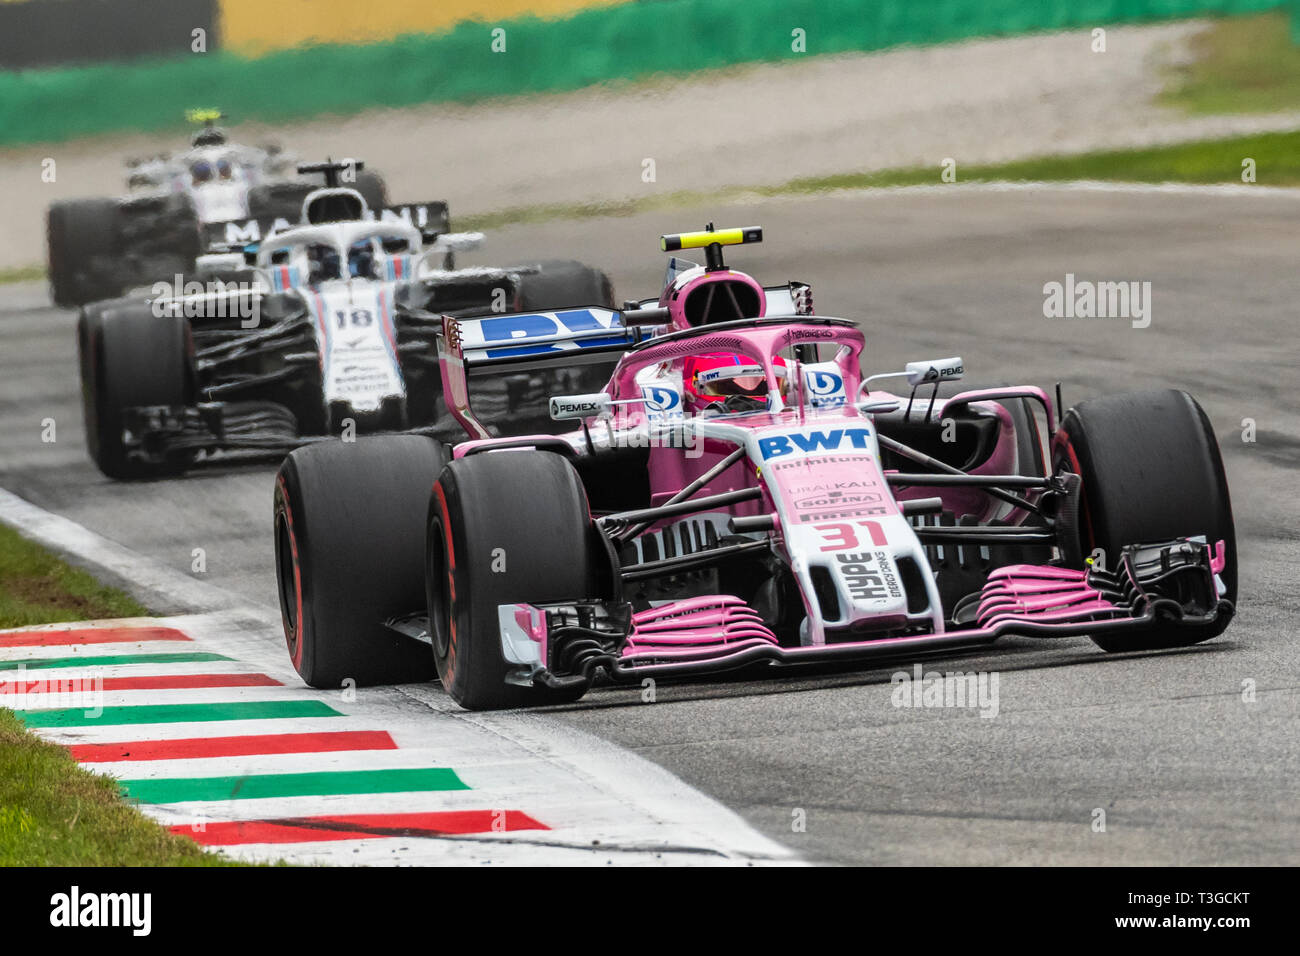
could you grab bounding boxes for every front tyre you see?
[427,451,602,710]
[275,435,447,687]
[1053,389,1236,652]
[78,299,194,480]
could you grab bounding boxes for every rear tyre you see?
[427,451,602,710]
[247,182,315,223]
[352,170,389,212]
[47,199,123,307]
[150,192,202,266]
[1053,389,1236,652]
[78,300,193,479]
[275,435,447,688]
[516,260,615,311]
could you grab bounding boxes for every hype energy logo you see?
[758,427,872,460]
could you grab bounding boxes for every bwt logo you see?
[803,369,844,407]
[804,370,842,394]
[642,386,680,413]
[478,309,622,357]
[759,427,872,459]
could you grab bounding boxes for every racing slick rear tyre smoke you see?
[274,435,447,688]
[517,260,616,311]
[427,451,600,710]
[1054,389,1236,653]
[47,198,123,307]
[78,300,194,480]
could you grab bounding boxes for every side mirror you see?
[621,305,670,327]
[424,231,484,252]
[193,251,251,278]
[904,356,964,388]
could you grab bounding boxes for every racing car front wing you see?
[496,537,1232,690]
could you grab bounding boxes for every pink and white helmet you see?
[683,352,788,413]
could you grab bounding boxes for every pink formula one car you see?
[273,227,1236,709]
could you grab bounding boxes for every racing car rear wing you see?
[436,307,649,440]
[201,201,452,250]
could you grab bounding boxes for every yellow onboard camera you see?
[660,226,762,252]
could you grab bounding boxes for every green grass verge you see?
[1163,11,1300,115]
[0,523,237,865]
[0,710,236,865]
[0,265,45,286]
[775,128,1300,190]
[459,128,1300,231]
[0,522,147,628]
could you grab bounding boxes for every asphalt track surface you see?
[1,186,1296,865]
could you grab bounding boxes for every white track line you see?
[0,488,241,613]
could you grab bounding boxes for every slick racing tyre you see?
[1053,389,1236,653]
[247,182,315,223]
[352,170,389,212]
[427,451,603,710]
[517,260,616,311]
[275,435,448,688]
[47,198,123,307]
[78,300,194,480]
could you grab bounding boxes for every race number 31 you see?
[815,520,887,552]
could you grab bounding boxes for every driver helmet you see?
[307,243,342,284]
[191,126,228,148]
[683,352,787,414]
[190,159,215,186]
[347,239,377,279]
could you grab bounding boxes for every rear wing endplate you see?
[436,307,648,439]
